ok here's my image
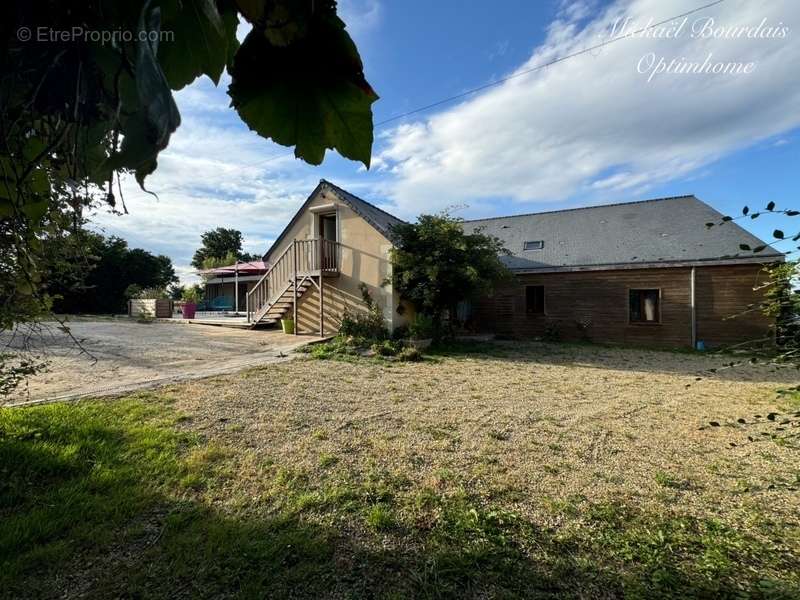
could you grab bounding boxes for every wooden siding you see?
[294,277,394,335]
[473,264,773,349]
[695,264,772,347]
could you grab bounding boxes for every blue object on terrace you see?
[208,296,234,311]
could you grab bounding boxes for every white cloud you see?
[376,0,800,218]
[91,3,385,286]
[91,80,317,284]
[338,0,382,39]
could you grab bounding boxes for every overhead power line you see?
[376,0,726,126]
[247,0,726,168]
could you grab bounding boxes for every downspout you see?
[690,267,696,349]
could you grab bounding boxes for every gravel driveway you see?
[2,319,312,405]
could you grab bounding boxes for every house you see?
[250,180,781,348]
[249,180,409,334]
[463,196,782,348]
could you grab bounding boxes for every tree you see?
[191,228,252,269]
[167,283,185,301]
[1,0,376,331]
[201,251,238,271]
[760,261,799,354]
[705,202,799,386]
[388,213,511,329]
[48,232,178,314]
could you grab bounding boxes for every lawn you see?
[2,342,799,598]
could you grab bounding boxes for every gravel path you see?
[2,319,314,405]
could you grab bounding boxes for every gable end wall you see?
[269,188,407,333]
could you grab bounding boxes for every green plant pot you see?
[281,319,295,334]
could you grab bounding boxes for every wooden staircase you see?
[246,238,339,334]
[250,279,312,324]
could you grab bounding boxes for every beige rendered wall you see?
[268,188,409,334]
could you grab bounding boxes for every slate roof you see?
[462,195,783,272]
[320,180,406,240]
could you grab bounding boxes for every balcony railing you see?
[246,238,339,323]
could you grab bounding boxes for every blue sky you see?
[92,0,800,283]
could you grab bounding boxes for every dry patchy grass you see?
[178,342,799,521]
[4,341,799,598]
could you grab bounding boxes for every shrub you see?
[125,285,169,300]
[397,347,423,362]
[387,212,511,330]
[371,340,401,357]
[136,307,155,324]
[124,284,143,300]
[408,313,437,340]
[303,337,360,360]
[181,286,203,304]
[339,283,389,340]
[137,287,169,299]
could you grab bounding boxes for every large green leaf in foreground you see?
[158,0,240,90]
[228,5,378,167]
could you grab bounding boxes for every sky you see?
[91,0,800,284]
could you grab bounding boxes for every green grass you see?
[654,470,689,490]
[778,388,800,410]
[0,394,197,590]
[365,504,396,531]
[2,395,799,598]
[302,336,425,363]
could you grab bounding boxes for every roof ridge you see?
[320,179,407,225]
[462,194,698,223]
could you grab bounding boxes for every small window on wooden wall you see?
[629,289,660,323]
[526,285,545,314]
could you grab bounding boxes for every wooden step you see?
[249,277,317,326]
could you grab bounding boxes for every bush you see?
[397,347,423,362]
[303,337,360,360]
[371,340,403,357]
[131,286,169,300]
[408,313,437,340]
[181,285,203,304]
[125,286,170,301]
[391,325,409,341]
[124,284,143,300]
[339,283,389,340]
[136,307,155,324]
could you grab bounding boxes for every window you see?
[629,289,660,323]
[523,240,544,251]
[526,285,545,314]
